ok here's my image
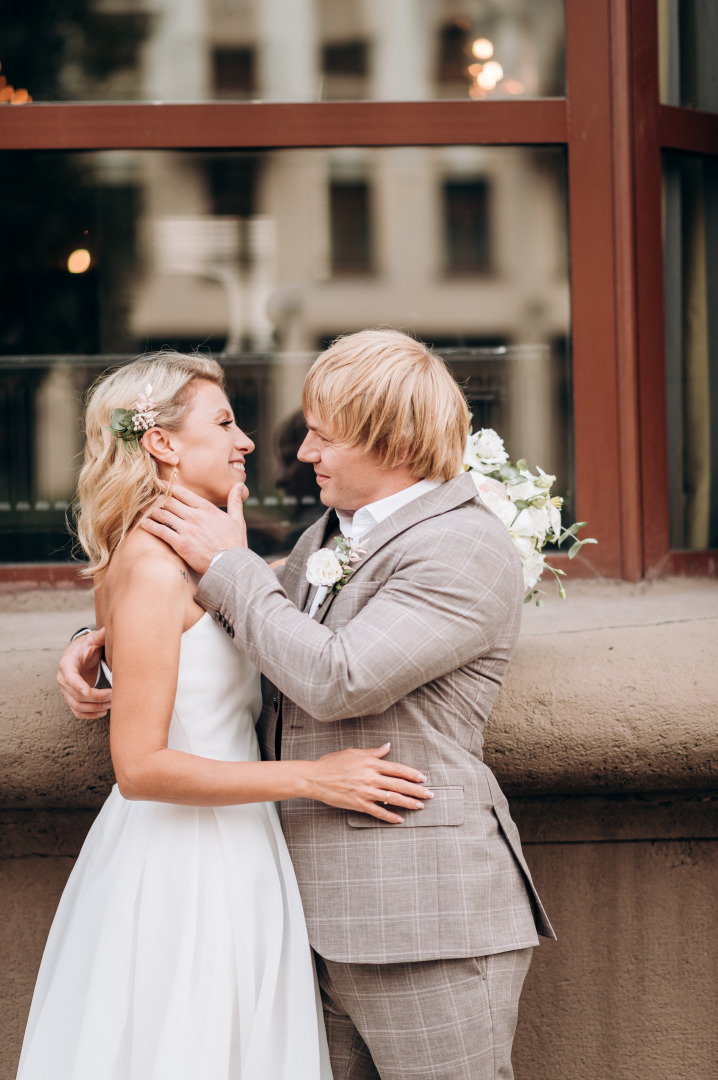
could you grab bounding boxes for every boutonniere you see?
[305,536,367,595]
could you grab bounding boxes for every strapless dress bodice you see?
[167,611,263,761]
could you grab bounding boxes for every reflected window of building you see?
[0,146,569,563]
[206,156,258,218]
[444,181,491,275]
[330,181,374,275]
[659,0,718,112]
[321,41,369,100]
[212,48,256,100]
[663,152,718,550]
[436,20,473,96]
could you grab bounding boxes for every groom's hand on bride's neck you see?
[140,482,249,576]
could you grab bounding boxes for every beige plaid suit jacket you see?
[196,472,555,964]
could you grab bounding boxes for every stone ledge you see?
[3,792,717,860]
[1,579,717,807]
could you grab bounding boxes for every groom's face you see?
[298,411,389,514]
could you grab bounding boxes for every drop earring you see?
[166,462,179,499]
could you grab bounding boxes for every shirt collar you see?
[336,479,441,542]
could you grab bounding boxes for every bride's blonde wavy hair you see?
[75,351,225,579]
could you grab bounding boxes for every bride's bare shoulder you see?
[105,529,195,601]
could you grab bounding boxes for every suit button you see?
[273,695,279,712]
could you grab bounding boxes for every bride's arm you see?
[109,558,431,823]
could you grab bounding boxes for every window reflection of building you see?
[330,181,373,275]
[443,180,491,274]
[321,41,370,101]
[0,140,570,560]
[212,47,256,99]
[1,0,565,104]
[0,0,572,562]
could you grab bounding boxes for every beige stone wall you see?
[1,580,717,1079]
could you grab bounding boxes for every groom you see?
[62,330,554,1078]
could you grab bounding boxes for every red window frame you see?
[1,0,717,587]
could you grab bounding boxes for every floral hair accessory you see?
[109,385,159,450]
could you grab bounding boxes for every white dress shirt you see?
[307,479,439,617]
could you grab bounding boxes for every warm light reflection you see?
[503,79,525,95]
[472,38,494,61]
[67,249,92,274]
[477,61,504,90]
[0,61,31,104]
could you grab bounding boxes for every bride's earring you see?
[166,461,179,498]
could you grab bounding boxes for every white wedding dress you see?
[17,612,333,1080]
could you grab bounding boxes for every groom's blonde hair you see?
[302,330,470,482]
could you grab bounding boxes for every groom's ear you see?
[142,426,178,467]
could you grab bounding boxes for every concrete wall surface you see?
[1,579,717,1079]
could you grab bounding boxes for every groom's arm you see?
[195,516,522,722]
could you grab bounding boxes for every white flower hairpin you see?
[109,385,159,450]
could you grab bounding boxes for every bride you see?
[17,352,431,1080]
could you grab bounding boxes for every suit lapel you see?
[313,584,339,623]
[285,474,479,616]
[348,472,480,579]
[309,474,481,621]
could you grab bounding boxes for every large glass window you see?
[0,145,570,562]
[1,0,565,104]
[663,152,718,550]
[659,0,718,113]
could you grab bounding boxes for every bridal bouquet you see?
[463,428,597,604]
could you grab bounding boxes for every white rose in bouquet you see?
[511,504,552,540]
[521,549,546,592]
[506,472,543,504]
[463,428,510,474]
[512,536,546,591]
[471,475,517,530]
[464,427,597,603]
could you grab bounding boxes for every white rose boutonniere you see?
[306,549,344,588]
[306,536,367,596]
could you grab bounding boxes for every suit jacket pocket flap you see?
[347,786,464,828]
